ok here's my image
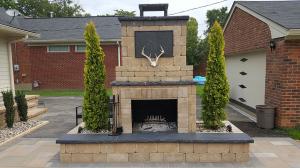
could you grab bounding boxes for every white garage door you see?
[0,39,10,106]
[226,51,266,109]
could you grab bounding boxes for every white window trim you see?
[47,45,70,53]
[75,45,86,53]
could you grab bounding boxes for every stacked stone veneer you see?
[112,85,196,133]
[60,143,249,163]
[112,18,196,133]
[117,20,193,82]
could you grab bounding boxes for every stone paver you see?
[0,96,295,167]
[25,97,83,138]
[0,137,299,167]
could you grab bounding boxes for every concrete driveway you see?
[24,97,83,138]
[25,96,287,138]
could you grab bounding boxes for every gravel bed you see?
[197,122,231,133]
[80,128,110,134]
[0,120,43,144]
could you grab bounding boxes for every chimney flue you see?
[139,4,168,17]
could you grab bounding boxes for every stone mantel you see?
[111,80,197,86]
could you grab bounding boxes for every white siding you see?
[226,51,266,108]
[0,38,10,106]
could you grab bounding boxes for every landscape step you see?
[28,107,48,119]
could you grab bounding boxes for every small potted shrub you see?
[1,90,15,128]
[15,90,28,122]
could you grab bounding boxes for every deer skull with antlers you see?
[141,45,165,67]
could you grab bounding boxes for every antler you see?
[141,46,153,63]
[155,45,165,63]
[141,45,165,67]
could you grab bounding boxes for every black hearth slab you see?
[56,133,254,144]
[111,81,197,86]
[118,16,189,22]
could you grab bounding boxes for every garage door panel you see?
[226,51,266,108]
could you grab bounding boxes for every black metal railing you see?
[75,105,83,126]
[109,95,121,135]
[75,95,121,135]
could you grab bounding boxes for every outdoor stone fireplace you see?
[111,14,196,134]
[57,4,253,163]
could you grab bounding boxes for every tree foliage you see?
[205,7,228,34]
[83,22,109,131]
[201,21,229,129]
[101,9,136,17]
[198,7,228,63]
[113,9,135,16]
[1,90,15,128]
[186,17,199,65]
[0,0,85,17]
[15,90,28,122]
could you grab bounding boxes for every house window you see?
[75,45,86,52]
[47,45,69,52]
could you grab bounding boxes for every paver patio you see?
[0,137,299,167]
[0,96,295,167]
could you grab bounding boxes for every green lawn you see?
[196,85,204,98]
[23,89,112,97]
[282,127,300,140]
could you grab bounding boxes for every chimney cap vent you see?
[139,4,168,16]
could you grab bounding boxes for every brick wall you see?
[224,8,271,55]
[266,39,300,127]
[12,42,118,89]
[224,7,300,127]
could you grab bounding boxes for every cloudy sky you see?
[76,0,235,36]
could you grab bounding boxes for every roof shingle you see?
[237,1,300,29]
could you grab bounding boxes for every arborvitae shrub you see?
[201,21,230,129]
[83,22,109,131]
[15,90,28,122]
[1,90,15,128]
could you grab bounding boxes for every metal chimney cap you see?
[139,4,169,16]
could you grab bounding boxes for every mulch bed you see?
[230,121,288,137]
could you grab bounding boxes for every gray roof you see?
[0,7,121,42]
[0,8,33,32]
[17,16,121,42]
[237,1,300,29]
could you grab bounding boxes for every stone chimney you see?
[112,4,196,134]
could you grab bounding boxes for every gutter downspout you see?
[7,35,29,95]
[117,41,121,66]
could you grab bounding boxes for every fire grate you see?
[131,99,177,133]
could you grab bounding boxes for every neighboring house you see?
[1,8,121,89]
[0,9,39,106]
[224,1,300,127]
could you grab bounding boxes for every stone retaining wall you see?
[60,143,249,163]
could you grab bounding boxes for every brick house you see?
[11,15,121,89]
[0,8,39,104]
[224,1,300,127]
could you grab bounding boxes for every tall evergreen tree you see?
[186,17,199,65]
[83,22,109,131]
[201,21,229,129]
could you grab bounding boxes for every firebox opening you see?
[131,99,177,133]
